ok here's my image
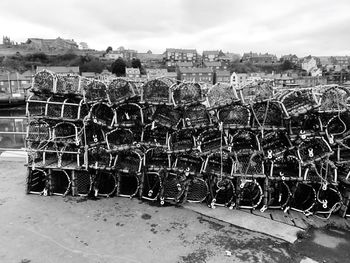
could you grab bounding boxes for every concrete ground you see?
[0,160,321,263]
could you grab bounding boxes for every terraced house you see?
[164,48,198,67]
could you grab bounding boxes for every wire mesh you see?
[172,82,203,106]
[107,78,137,105]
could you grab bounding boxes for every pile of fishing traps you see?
[25,69,350,219]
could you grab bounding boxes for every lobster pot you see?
[228,129,260,152]
[84,122,106,146]
[183,104,211,128]
[303,160,337,184]
[197,128,226,155]
[168,129,195,153]
[116,103,144,127]
[218,104,251,129]
[232,151,265,177]
[141,78,174,105]
[297,137,333,164]
[52,122,83,145]
[259,131,292,159]
[152,105,182,130]
[269,155,302,179]
[237,82,273,104]
[172,82,203,106]
[236,178,265,209]
[335,135,350,163]
[27,142,57,168]
[290,182,316,213]
[208,176,236,208]
[116,171,140,198]
[113,150,143,174]
[106,128,134,151]
[186,177,209,203]
[144,148,171,171]
[250,101,286,130]
[62,98,89,120]
[26,119,51,142]
[107,78,137,105]
[89,102,116,127]
[49,169,71,196]
[317,86,349,113]
[312,183,342,215]
[141,123,169,148]
[265,179,292,209]
[207,83,239,109]
[94,171,117,197]
[287,113,322,138]
[279,89,319,118]
[56,74,81,95]
[162,171,182,201]
[141,171,163,201]
[56,144,85,168]
[26,168,48,194]
[82,79,108,103]
[88,146,113,169]
[26,94,50,117]
[72,170,92,196]
[32,69,56,93]
[203,152,233,177]
[173,153,203,174]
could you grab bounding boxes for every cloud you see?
[0,0,350,56]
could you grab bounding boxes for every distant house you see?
[176,62,194,68]
[294,76,327,87]
[26,37,78,51]
[301,57,322,76]
[215,70,231,84]
[203,61,226,71]
[164,48,198,67]
[136,53,164,63]
[242,52,278,64]
[125,68,141,79]
[218,52,241,62]
[230,72,248,87]
[0,70,34,102]
[202,50,220,62]
[36,66,80,75]
[177,67,214,84]
[280,54,298,64]
[105,48,137,61]
[331,56,349,68]
[145,68,168,79]
[81,72,97,79]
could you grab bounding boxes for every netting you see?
[107,78,137,105]
[207,83,239,109]
[141,78,174,104]
[32,70,55,93]
[172,82,203,106]
[56,74,81,95]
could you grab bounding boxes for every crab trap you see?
[140,78,175,105]
[217,103,251,129]
[172,82,204,107]
[107,78,138,105]
[206,83,239,110]
[144,148,171,171]
[208,176,236,208]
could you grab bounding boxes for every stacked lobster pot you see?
[25,71,350,220]
[25,70,90,196]
[141,79,210,204]
[277,86,345,218]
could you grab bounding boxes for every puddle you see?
[295,227,350,262]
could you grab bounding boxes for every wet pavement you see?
[1,160,350,263]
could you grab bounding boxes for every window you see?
[11,81,15,85]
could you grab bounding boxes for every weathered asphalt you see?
[0,160,314,263]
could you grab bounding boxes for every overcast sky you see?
[1,0,350,57]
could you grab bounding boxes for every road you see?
[0,160,320,263]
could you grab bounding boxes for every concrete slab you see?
[0,150,27,161]
[184,203,301,243]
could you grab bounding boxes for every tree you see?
[111,58,126,76]
[80,59,105,73]
[106,46,113,54]
[131,58,141,69]
[281,60,294,71]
